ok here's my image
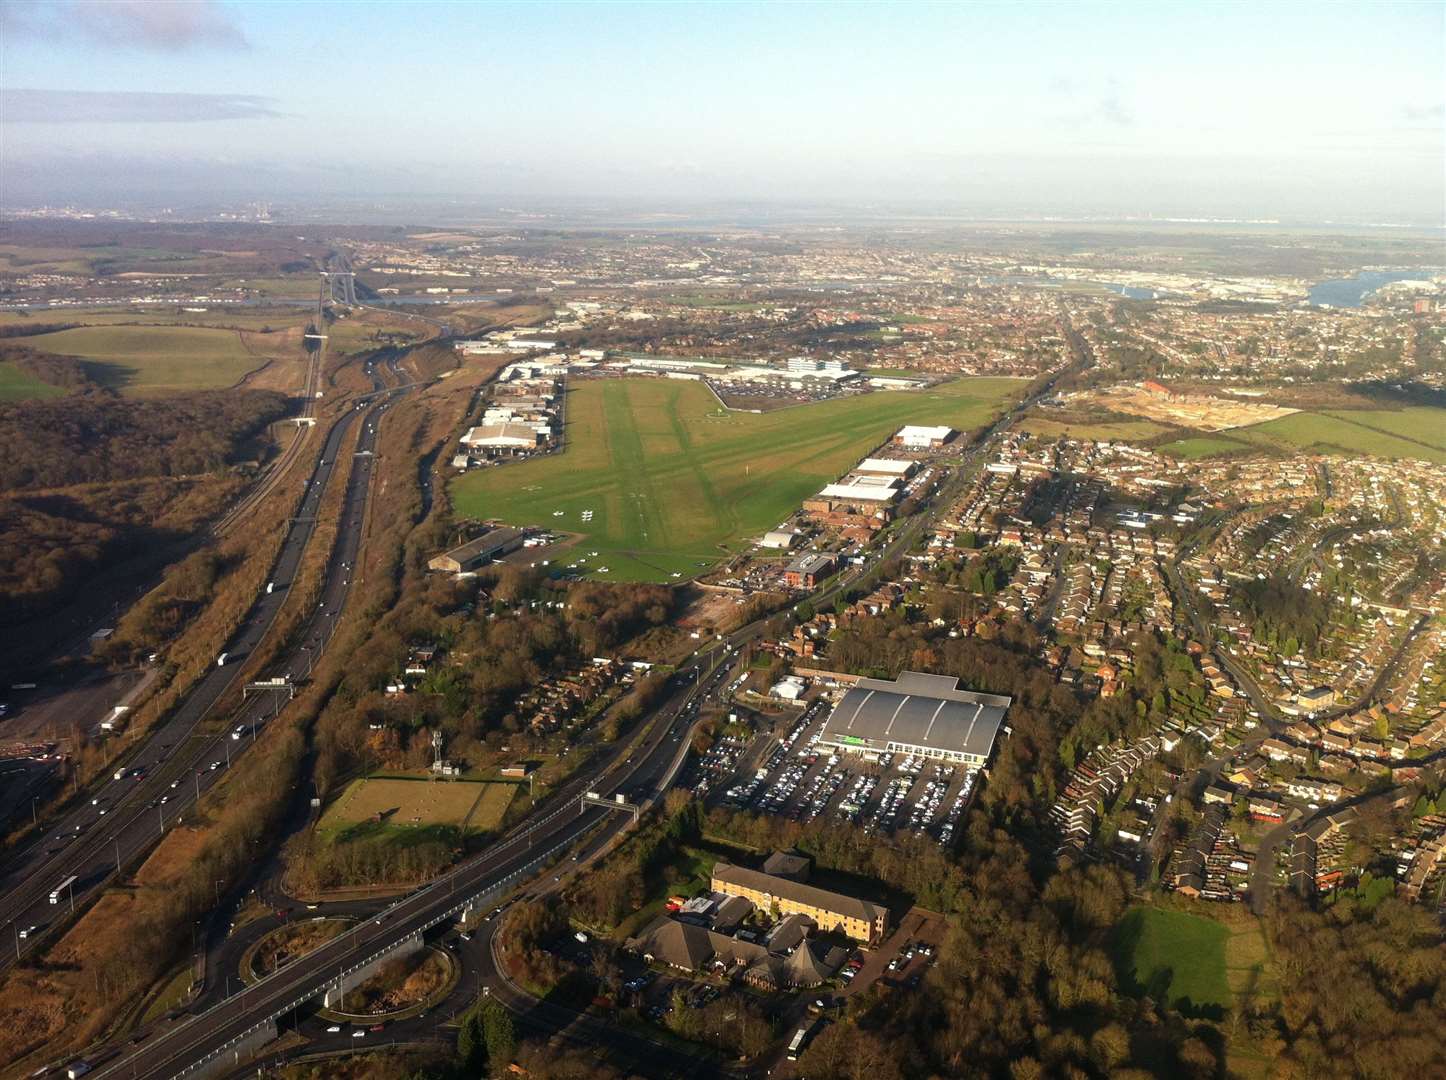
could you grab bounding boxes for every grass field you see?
[26,324,271,394]
[1110,906,1231,1017]
[1146,406,1446,464]
[1232,409,1446,464]
[318,776,515,841]
[0,307,314,331]
[1160,435,1250,458]
[1021,415,1169,442]
[0,361,65,402]
[452,376,1023,581]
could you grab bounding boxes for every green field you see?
[452,376,1024,581]
[0,360,65,402]
[1322,407,1446,451]
[27,324,269,394]
[1021,415,1170,442]
[1233,409,1446,464]
[1147,406,1446,464]
[318,776,516,842]
[1111,906,1232,1017]
[1160,435,1250,458]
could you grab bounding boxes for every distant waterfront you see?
[1307,270,1423,308]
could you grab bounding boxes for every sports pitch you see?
[451,375,1024,581]
[318,776,516,840]
[1111,906,1232,1015]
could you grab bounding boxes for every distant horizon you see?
[5,194,1446,236]
[2,2,1442,227]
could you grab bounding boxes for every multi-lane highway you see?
[90,638,737,1080]
[80,320,1095,1079]
[1,353,414,973]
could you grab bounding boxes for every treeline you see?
[0,322,81,339]
[0,477,243,634]
[0,343,93,391]
[1264,896,1445,1078]
[0,388,288,490]
[288,827,459,891]
[569,792,700,928]
[313,575,679,792]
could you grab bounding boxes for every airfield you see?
[451,375,1024,581]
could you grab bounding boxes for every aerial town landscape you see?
[1,3,1444,1080]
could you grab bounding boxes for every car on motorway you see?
[351,1030,366,1039]
[18,925,39,939]
[209,761,222,770]
[325,1025,341,1033]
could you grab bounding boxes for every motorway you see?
[0,351,414,974]
[90,639,740,1080]
[78,318,1096,1079]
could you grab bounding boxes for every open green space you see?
[26,324,269,395]
[1160,434,1250,459]
[452,375,1024,581]
[1110,906,1232,1017]
[1021,415,1170,443]
[0,307,312,331]
[861,367,929,380]
[1146,406,1446,464]
[318,775,516,842]
[0,360,66,402]
[1322,407,1446,452]
[1232,409,1446,464]
[663,293,766,312]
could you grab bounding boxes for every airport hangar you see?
[818,671,1010,768]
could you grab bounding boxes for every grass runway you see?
[452,376,1024,581]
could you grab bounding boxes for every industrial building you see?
[854,457,918,479]
[802,473,900,522]
[759,528,802,550]
[784,551,835,588]
[616,354,859,388]
[818,671,1010,767]
[893,424,955,449]
[461,422,541,452]
[427,527,528,573]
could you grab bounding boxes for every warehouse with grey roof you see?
[818,671,1010,767]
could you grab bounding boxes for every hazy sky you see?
[2,0,1443,222]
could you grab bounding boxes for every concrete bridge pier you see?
[321,931,424,1009]
[178,1019,279,1079]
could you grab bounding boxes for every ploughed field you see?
[452,375,1024,581]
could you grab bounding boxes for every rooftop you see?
[819,671,1010,759]
[712,862,885,927]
